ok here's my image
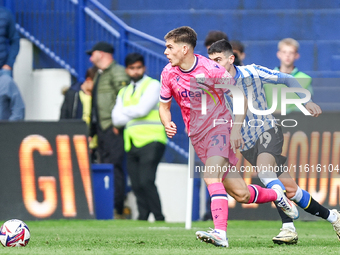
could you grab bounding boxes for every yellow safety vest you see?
[79,90,97,149]
[118,77,167,152]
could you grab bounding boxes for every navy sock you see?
[304,197,330,220]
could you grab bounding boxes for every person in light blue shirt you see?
[0,74,25,120]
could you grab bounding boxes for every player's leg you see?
[241,129,299,219]
[196,155,230,247]
[194,126,236,247]
[254,126,288,191]
[256,152,299,241]
[278,172,340,241]
[223,170,296,215]
[249,126,298,240]
[271,172,297,244]
[256,152,286,191]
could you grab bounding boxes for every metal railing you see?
[4,0,168,81]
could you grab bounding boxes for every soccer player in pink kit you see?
[159,26,298,248]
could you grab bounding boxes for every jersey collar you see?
[234,65,241,79]
[179,55,198,73]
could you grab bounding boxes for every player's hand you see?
[230,129,244,154]
[305,102,322,117]
[165,121,177,138]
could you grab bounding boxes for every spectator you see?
[112,53,167,221]
[60,66,98,162]
[0,74,25,120]
[86,42,130,219]
[60,66,97,119]
[204,30,229,50]
[0,7,20,77]
[264,38,313,114]
[230,40,246,65]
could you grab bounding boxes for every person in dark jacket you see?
[0,7,20,77]
[60,66,98,162]
[60,66,98,120]
[87,41,130,219]
[0,73,25,120]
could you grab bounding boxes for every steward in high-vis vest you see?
[120,75,167,152]
[112,53,166,221]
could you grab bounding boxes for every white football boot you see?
[330,209,340,240]
[196,229,229,247]
[272,227,298,245]
[272,184,299,220]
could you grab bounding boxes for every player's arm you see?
[159,101,177,138]
[230,94,247,153]
[256,65,322,117]
[278,73,322,117]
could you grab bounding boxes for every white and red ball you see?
[0,219,30,247]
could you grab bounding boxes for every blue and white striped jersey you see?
[225,64,308,151]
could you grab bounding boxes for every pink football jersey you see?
[160,54,234,144]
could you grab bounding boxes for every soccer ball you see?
[0,219,30,247]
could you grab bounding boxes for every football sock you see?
[214,229,227,240]
[292,187,330,220]
[327,210,338,223]
[265,179,286,191]
[208,182,228,233]
[290,186,303,202]
[247,184,277,204]
[282,222,296,232]
[258,171,286,191]
[304,198,330,220]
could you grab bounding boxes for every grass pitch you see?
[1,219,339,254]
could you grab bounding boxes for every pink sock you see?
[207,182,228,232]
[247,184,277,204]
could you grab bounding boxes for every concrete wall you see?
[13,39,71,120]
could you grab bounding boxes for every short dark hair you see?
[208,39,233,56]
[204,30,229,48]
[85,66,98,80]
[125,53,145,67]
[164,26,197,49]
[230,40,245,53]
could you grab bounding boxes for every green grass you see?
[1,220,339,254]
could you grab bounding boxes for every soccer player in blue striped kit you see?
[208,39,340,244]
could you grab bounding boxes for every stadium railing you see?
[4,0,168,81]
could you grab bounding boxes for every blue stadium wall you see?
[109,0,340,78]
